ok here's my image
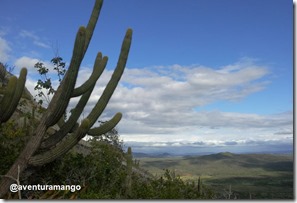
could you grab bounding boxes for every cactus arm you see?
[0,76,17,122]
[56,116,66,128]
[72,53,107,97]
[0,68,27,123]
[36,113,121,166]
[45,27,86,127]
[40,88,93,149]
[29,119,90,166]
[88,112,122,136]
[83,0,103,55]
[125,147,133,197]
[87,28,132,126]
[1,68,27,122]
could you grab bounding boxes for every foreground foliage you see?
[0,118,214,199]
[17,139,215,199]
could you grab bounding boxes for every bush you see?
[0,120,27,175]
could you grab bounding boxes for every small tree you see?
[34,57,66,106]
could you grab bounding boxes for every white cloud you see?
[19,30,50,49]
[106,61,271,119]
[14,56,39,70]
[22,59,293,151]
[0,36,11,62]
[53,60,291,148]
[14,56,54,72]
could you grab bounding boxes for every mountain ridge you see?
[137,150,294,199]
[132,150,293,158]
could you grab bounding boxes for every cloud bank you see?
[1,26,292,153]
[60,59,292,153]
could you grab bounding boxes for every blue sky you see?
[0,0,293,154]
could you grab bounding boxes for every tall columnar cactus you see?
[197,176,202,195]
[0,0,132,198]
[0,68,27,124]
[125,147,133,198]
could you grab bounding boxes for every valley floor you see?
[137,152,294,199]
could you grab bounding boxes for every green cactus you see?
[44,26,86,128]
[125,147,133,198]
[0,0,133,198]
[0,76,17,121]
[0,68,27,124]
[72,53,107,97]
[29,118,91,166]
[198,176,202,195]
[88,113,122,136]
[40,53,108,150]
[86,28,132,127]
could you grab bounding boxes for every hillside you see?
[138,152,294,199]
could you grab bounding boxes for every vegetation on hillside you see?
[138,152,294,199]
[0,120,215,199]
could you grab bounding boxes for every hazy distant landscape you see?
[137,152,294,199]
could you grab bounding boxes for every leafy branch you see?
[34,57,66,106]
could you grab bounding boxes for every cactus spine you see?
[0,0,132,198]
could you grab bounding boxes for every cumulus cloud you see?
[14,56,54,72]
[22,58,293,151]
[14,56,39,70]
[44,59,290,150]
[113,61,270,117]
[104,60,274,133]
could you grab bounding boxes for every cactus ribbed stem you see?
[0,68,27,123]
[87,29,132,126]
[40,88,93,149]
[198,177,202,195]
[1,68,27,122]
[0,76,17,122]
[40,55,108,149]
[88,112,122,136]
[83,0,103,55]
[72,53,107,97]
[125,147,133,197]
[45,27,86,127]
[29,119,90,166]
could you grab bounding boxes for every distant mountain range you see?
[137,151,293,199]
[132,150,294,158]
